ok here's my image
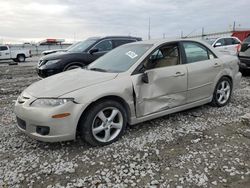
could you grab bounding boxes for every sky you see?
[0,0,249,44]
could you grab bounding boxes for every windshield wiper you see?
[88,68,108,72]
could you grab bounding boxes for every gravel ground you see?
[0,57,250,188]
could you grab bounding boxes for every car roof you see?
[128,38,209,46]
[93,36,142,41]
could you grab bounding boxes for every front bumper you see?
[238,56,250,70]
[36,67,62,78]
[14,93,84,142]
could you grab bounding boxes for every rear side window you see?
[183,42,215,63]
[112,39,136,48]
[232,38,240,44]
[0,46,8,51]
[224,38,240,45]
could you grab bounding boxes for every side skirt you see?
[129,97,212,125]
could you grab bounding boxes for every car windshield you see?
[66,42,81,51]
[88,43,153,73]
[68,39,98,52]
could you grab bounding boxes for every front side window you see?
[215,39,226,46]
[93,40,112,52]
[0,46,8,51]
[144,44,180,69]
[183,42,212,63]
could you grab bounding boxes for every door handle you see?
[213,63,221,67]
[174,72,185,77]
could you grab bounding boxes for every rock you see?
[241,113,250,126]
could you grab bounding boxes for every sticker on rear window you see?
[126,51,138,59]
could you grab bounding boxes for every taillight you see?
[236,43,241,52]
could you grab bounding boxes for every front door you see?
[0,46,10,60]
[131,43,188,117]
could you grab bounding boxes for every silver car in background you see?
[14,39,241,146]
[204,37,241,55]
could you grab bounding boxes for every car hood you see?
[25,69,118,98]
[41,51,84,60]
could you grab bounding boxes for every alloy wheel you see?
[92,107,123,143]
[216,80,231,105]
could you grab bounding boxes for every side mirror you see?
[141,72,149,84]
[214,42,222,47]
[89,48,99,54]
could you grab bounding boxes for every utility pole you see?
[181,31,183,38]
[233,21,236,31]
[202,27,205,39]
[148,17,151,40]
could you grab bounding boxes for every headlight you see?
[30,98,74,107]
[46,59,61,66]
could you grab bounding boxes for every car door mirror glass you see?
[214,42,222,47]
[89,48,99,54]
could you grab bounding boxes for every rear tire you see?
[79,100,127,146]
[211,77,232,107]
[17,55,25,62]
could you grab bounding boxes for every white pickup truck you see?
[0,45,31,62]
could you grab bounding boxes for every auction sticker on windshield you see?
[126,51,138,59]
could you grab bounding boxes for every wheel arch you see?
[17,53,25,58]
[63,61,86,71]
[213,69,234,90]
[76,95,131,132]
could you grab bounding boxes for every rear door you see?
[131,42,188,117]
[0,46,10,60]
[182,41,222,103]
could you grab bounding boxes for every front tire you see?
[64,64,82,71]
[211,77,232,107]
[79,100,127,146]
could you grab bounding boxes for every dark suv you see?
[238,36,250,71]
[37,36,142,77]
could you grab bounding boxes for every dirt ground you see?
[0,57,250,188]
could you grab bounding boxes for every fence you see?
[8,44,72,56]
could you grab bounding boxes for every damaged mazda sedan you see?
[14,39,241,146]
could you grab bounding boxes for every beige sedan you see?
[14,39,241,146]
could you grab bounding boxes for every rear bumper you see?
[238,56,250,70]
